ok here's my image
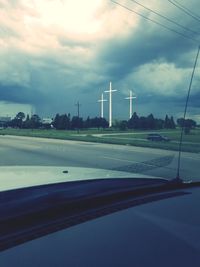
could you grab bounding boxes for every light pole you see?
[75,101,81,133]
[98,93,107,118]
[104,82,117,127]
[125,90,136,119]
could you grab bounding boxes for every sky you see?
[0,0,200,121]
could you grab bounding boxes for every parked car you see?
[147,134,170,141]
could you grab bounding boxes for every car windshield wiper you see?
[0,177,200,252]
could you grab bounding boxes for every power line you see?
[111,0,198,43]
[168,0,200,23]
[173,0,200,20]
[129,0,200,36]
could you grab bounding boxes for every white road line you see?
[182,155,200,161]
[101,156,137,163]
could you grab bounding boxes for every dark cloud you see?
[0,83,45,105]
[96,19,197,82]
[0,0,199,120]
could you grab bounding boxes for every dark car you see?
[147,133,170,141]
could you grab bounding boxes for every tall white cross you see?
[104,82,117,127]
[98,93,107,118]
[125,90,136,119]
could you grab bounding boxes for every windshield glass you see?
[1,1,200,264]
[0,0,199,184]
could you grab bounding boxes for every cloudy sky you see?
[0,0,199,121]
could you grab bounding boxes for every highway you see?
[0,135,199,181]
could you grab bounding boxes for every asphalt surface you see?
[0,135,199,181]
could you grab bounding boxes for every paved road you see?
[91,131,176,137]
[0,135,199,181]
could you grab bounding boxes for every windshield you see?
[1,1,200,264]
[0,0,199,184]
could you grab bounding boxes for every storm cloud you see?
[0,0,199,121]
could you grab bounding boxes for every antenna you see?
[104,82,117,127]
[176,45,200,182]
[125,90,136,119]
[98,93,107,118]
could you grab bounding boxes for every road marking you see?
[101,156,137,163]
[182,155,200,161]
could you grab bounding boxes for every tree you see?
[177,118,196,134]
[23,114,30,128]
[62,114,70,129]
[53,114,71,130]
[53,114,60,129]
[119,120,128,131]
[177,118,185,128]
[164,115,171,129]
[185,119,196,129]
[139,116,148,129]
[99,118,109,129]
[84,116,91,128]
[15,112,25,121]
[30,114,41,129]
[71,116,83,129]
[127,112,139,129]
[155,119,164,129]
[146,114,156,129]
[10,112,26,128]
[169,116,176,129]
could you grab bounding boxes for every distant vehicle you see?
[147,133,170,141]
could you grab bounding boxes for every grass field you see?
[103,129,200,143]
[0,128,199,153]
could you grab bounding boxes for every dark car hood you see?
[0,184,200,267]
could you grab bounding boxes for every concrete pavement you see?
[0,135,199,181]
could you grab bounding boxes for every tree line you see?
[115,113,197,133]
[5,111,197,132]
[7,112,109,130]
[53,114,108,130]
[116,113,176,130]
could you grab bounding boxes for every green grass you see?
[0,128,199,153]
[94,136,199,153]
[104,129,200,143]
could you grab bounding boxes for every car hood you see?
[1,166,199,266]
[0,184,200,267]
[0,165,161,192]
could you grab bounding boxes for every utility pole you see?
[75,101,81,117]
[104,82,117,127]
[31,106,34,117]
[98,93,107,118]
[125,90,136,119]
[75,101,81,133]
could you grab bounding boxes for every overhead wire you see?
[172,0,200,20]
[110,0,199,43]
[167,0,200,23]
[129,0,200,36]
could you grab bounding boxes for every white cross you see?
[104,82,117,127]
[98,93,107,118]
[125,90,136,119]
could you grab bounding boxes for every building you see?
[0,116,12,127]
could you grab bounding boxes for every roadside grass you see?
[92,135,200,153]
[0,128,199,153]
[104,129,200,143]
